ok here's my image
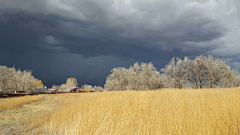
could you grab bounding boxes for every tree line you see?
[0,65,44,93]
[104,55,240,91]
[1,55,239,93]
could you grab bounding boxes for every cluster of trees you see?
[54,78,104,92]
[66,78,78,89]
[56,77,78,92]
[162,55,240,89]
[93,86,104,92]
[2,55,238,93]
[104,55,240,91]
[80,84,104,92]
[0,65,44,93]
[104,62,164,91]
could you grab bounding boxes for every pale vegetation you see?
[80,84,93,90]
[58,83,67,92]
[79,84,104,92]
[55,77,79,92]
[1,88,239,134]
[105,55,240,91]
[66,77,78,89]
[93,85,104,92]
[0,65,44,93]
[104,62,164,91]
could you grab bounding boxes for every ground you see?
[0,89,240,134]
[0,96,56,134]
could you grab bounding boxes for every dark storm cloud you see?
[0,0,240,86]
[1,0,236,58]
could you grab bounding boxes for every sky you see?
[1,0,240,88]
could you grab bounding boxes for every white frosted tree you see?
[1,66,44,93]
[66,77,78,89]
[162,55,239,89]
[127,63,141,90]
[139,62,163,90]
[93,86,104,92]
[52,85,59,89]
[183,56,209,88]
[105,67,129,91]
[219,69,238,88]
[12,70,41,93]
[58,83,67,92]
[232,74,240,87]
[0,65,16,93]
[104,62,164,91]
[161,57,187,89]
[105,55,239,90]
[204,55,234,88]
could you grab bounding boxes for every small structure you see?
[47,88,57,93]
[17,91,26,93]
[35,87,47,94]
[69,88,78,93]
[56,89,69,93]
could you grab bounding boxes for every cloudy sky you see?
[1,0,240,87]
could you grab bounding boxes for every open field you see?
[0,88,240,134]
[0,95,45,110]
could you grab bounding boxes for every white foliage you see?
[93,86,104,92]
[66,77,78,89]
[0,65,41,93]
[81,84,93,90]
[104,62,164,91]
[161,55,239,89]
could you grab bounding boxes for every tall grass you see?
[0,95,44,110]
[34,88,240,135]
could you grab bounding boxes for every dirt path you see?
[0,96,56,135]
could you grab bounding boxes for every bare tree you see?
[0,65,16,93]
[105,55,239,90]
[52,85,59,89]
[162,55,239,89]
[127,63,141,90]
[66,77,78,89]
[139,62,163,90]
[105,67,129,91]
[0,65,43,93]
[232,75,240,87]
[93,86,104,92]
[12,70,41,93]
[161,57,187,89]
[219,69,238,88]
[104,62,164,91]
[204,55,233,88]
[58,84,67,92]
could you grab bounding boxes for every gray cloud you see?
[44,35,60,45]
[0,0,240,86]
[1,0,238,55]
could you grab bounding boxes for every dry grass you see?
[0,95,44,110]
[1,88,240,135]
[0,94,81,134]
[29,88,240,135]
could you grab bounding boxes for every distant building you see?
[35,87,47,94]
[47,88,57,93]
[17,91,26,93]
[69,88,78,93]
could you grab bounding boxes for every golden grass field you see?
[0,95,44,110]
[0,88,240,135]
